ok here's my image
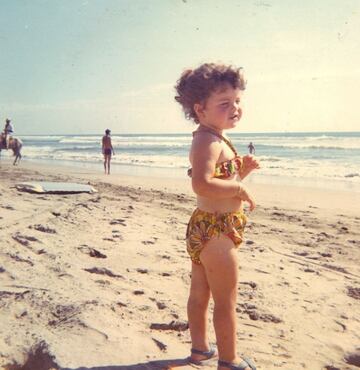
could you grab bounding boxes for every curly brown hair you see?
[174,63,246,123]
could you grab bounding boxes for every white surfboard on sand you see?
[15,181,97,194]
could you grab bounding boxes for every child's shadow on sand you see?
[63,357,193,370]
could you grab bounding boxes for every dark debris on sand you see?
[30,224,57,234]
[12,233,40,246]
[4,341,60,370]
[347,286,360,300]
[344,348,360,367]
[84,267,124,278]
[150,320,189,332]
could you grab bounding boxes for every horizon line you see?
[15,130,360,136]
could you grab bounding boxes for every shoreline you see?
[2,157,360,214]
[1,159,360,369]
[2,144,360,193]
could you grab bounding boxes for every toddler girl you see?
[175,63,259,370]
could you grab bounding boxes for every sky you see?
[0,0,359,135]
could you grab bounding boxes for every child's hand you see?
[237,184,256,211]
[243,155,260,172]
[239,155,260,180]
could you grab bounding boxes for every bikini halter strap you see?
[193,125,238,156]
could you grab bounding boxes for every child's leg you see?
[200,234,245,367]
[187,262,211,359]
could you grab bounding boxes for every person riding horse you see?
[0,118,22,165]
[2,118,14,149]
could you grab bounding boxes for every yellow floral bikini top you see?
[188,127,244,179]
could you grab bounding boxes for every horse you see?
[0,134,23,165]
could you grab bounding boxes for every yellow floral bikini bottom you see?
[186,208,247,265]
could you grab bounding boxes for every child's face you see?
[195,84,243,131]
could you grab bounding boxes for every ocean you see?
[2,131,360,192]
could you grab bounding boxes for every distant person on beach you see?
[248,142,255,154]
[3,118,14,149]
[102,129,114,174]
[175,63,259,370]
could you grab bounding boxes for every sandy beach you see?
[1,159,360,370]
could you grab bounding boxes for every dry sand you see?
[0,159,360,370]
